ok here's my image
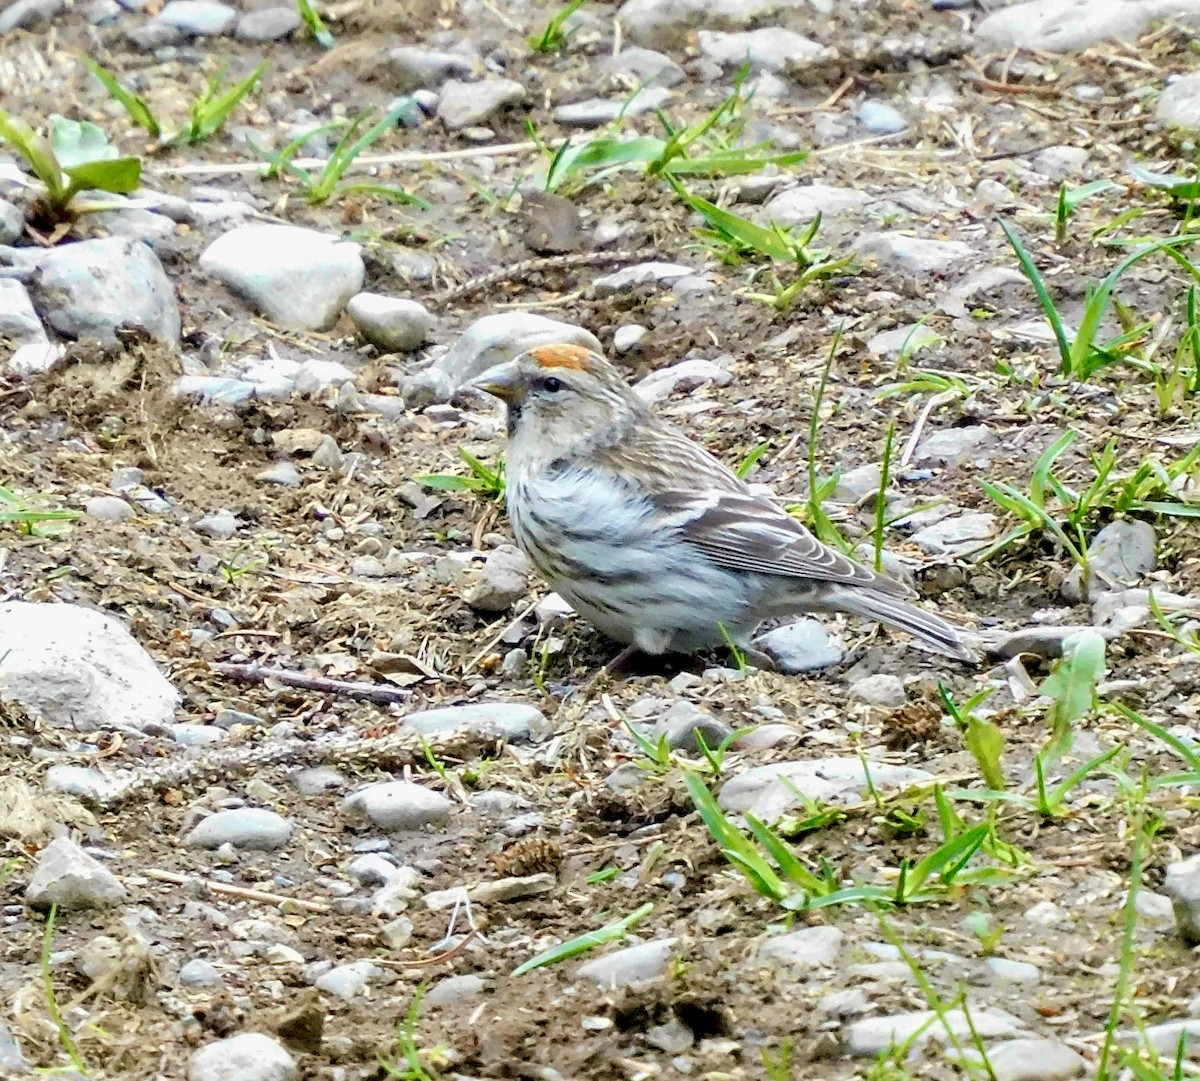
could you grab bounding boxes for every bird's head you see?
[471,343,645,455]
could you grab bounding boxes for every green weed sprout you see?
[296,0,335,48]
[528,0,586,52]
[511,902,653,975]
[0,111,139,225]
[0,485,81,536]
[416,449,505,498]
[1054,178,1117,246]
[85,57,267,147]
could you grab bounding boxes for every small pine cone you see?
[884,702,943,749]
[493,836,563,878]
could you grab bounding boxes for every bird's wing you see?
[602,424,910,596]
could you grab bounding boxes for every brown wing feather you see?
[596,421,911,597]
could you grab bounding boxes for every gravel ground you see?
[4,0,1200,1078]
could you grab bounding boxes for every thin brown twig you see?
[210,662,409,705]
[140,868,332,912]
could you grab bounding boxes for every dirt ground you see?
[3,0,1200,1078]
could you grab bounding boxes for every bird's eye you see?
[540,376,566,393]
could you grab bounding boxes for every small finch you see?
[471,343,974,664]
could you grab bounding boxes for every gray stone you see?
[845,1007,1024,1056]
[760,183,872,227]
[654,702,732,753]
[614,324,648,354]
[29,237,180,346]
[311,435,344,471]
[257,461,302,487]
[1137,1019,1200,1055]
[577,938,677,986]
[966,1038,1086,1081]
[1032,145,1089,180]
[195,509,239,539]
[915,425,997,466]
[405,702,547,743]
[698,27,821,70]
[1164,853,1200,944]
[834,463,882,502]
[0,1018,26,1072]
[200,225,364,332]
[436,312,602,390]
[315,960,379,1000]
[184,808,293,851]
[438,78,525,131]
[756,926,844,973]
[25,837,126,911]
[554,86,671,127]
[0,198,22,244]
[155,0,236,32]
[291,766,345,795]
[633,357,731,403]
[179,958,222,987]
[603,46,686,87]
[856,99,907,134]
[425,973,485,1005]
[720,757,933,820]
[84,494,133,523]
[853,232,974,274]
[975,0,1200,53]
[386,46,475,93]
[616,0,808,49]
[910,512,998,557]
[593,261,694,295]
[88,208,177,248]
[187,1033,297,1081]
[347,293,433,352]
[0,601,179,731]
[1064,519,1156,601]
[293,358,354,394]
[867,323,942,359]
[379,915,414,949]
[341,781,454,831]
[0,279,45,344]
[983,957,1041,985]
[849,673,906,707]
[44,764,119,803]
[464,545,529,612]
[234,5,299,39]
[1159,71,1200,130]
[0,0,63,31]
[9,342,62,376]
[755,619,845,674]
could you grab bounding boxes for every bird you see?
[470,342,975,666]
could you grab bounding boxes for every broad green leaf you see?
[1040,630,1106,762]
[63,156,141,196]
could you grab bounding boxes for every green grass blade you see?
[511,902,653,976]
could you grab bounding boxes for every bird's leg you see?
[602,643,643,675]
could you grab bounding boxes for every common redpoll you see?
[472,343,974,663]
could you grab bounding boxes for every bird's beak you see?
[471,361,523,405]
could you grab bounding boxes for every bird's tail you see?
[827,588,976,662]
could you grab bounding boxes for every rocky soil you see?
[4,0,1200,1078]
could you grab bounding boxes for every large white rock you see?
[975,0,1200,52]
[199,225,364,331]
[434,312,603,389]
[617,0,809,49]
[0,602,179,731]
[187,1033,297,1081]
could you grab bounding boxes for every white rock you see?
[425,973,486,1004]
[617,0,808,49]
[1063,519,1156,601]
[966,1037,1087,1081]
[760,183,872,227]
[910,512,997,556]
[0,279,46,344]
[613,324,648,354]
[1164,852,1200,944]
[405,702,547,742]
[976,0,1200,53]
[754,619,844,674]
[853,232,974,274]
[915,425,997,466]
[756,926,844,972]
[983,957,1041,985]
[179,958,222,987]
[554,87,671,127]
[464,545,529,612]
[634,357,731,402]
[697,27,821,71]
[845,1007,1024,1056]
[593,261,694,295]
[29,237,180,345]
[187,1033,297,1081]
[435,312,602,389]
[234,5,299,39]
[577,938,677,987]
[1032,145,1089,180]
[0,601,179,731]
[856,99,907,134]
[867,323,942,358]
[194,509,239,539]
[9,341,63,376]
[347,293,433,352]
[1136,1018,1200,1055]
[200,225,364,331]
[438,78,525,130]
[184,808,294,851]
[25,837,126,910]
[44,764,119,803]
[315,960,379,1000]
[156,0,236,33]
[1159,71,1200,130]
[848,673,906,707]
[85,495,134,523]
[719,757,933,820]
[341,781,454,831]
